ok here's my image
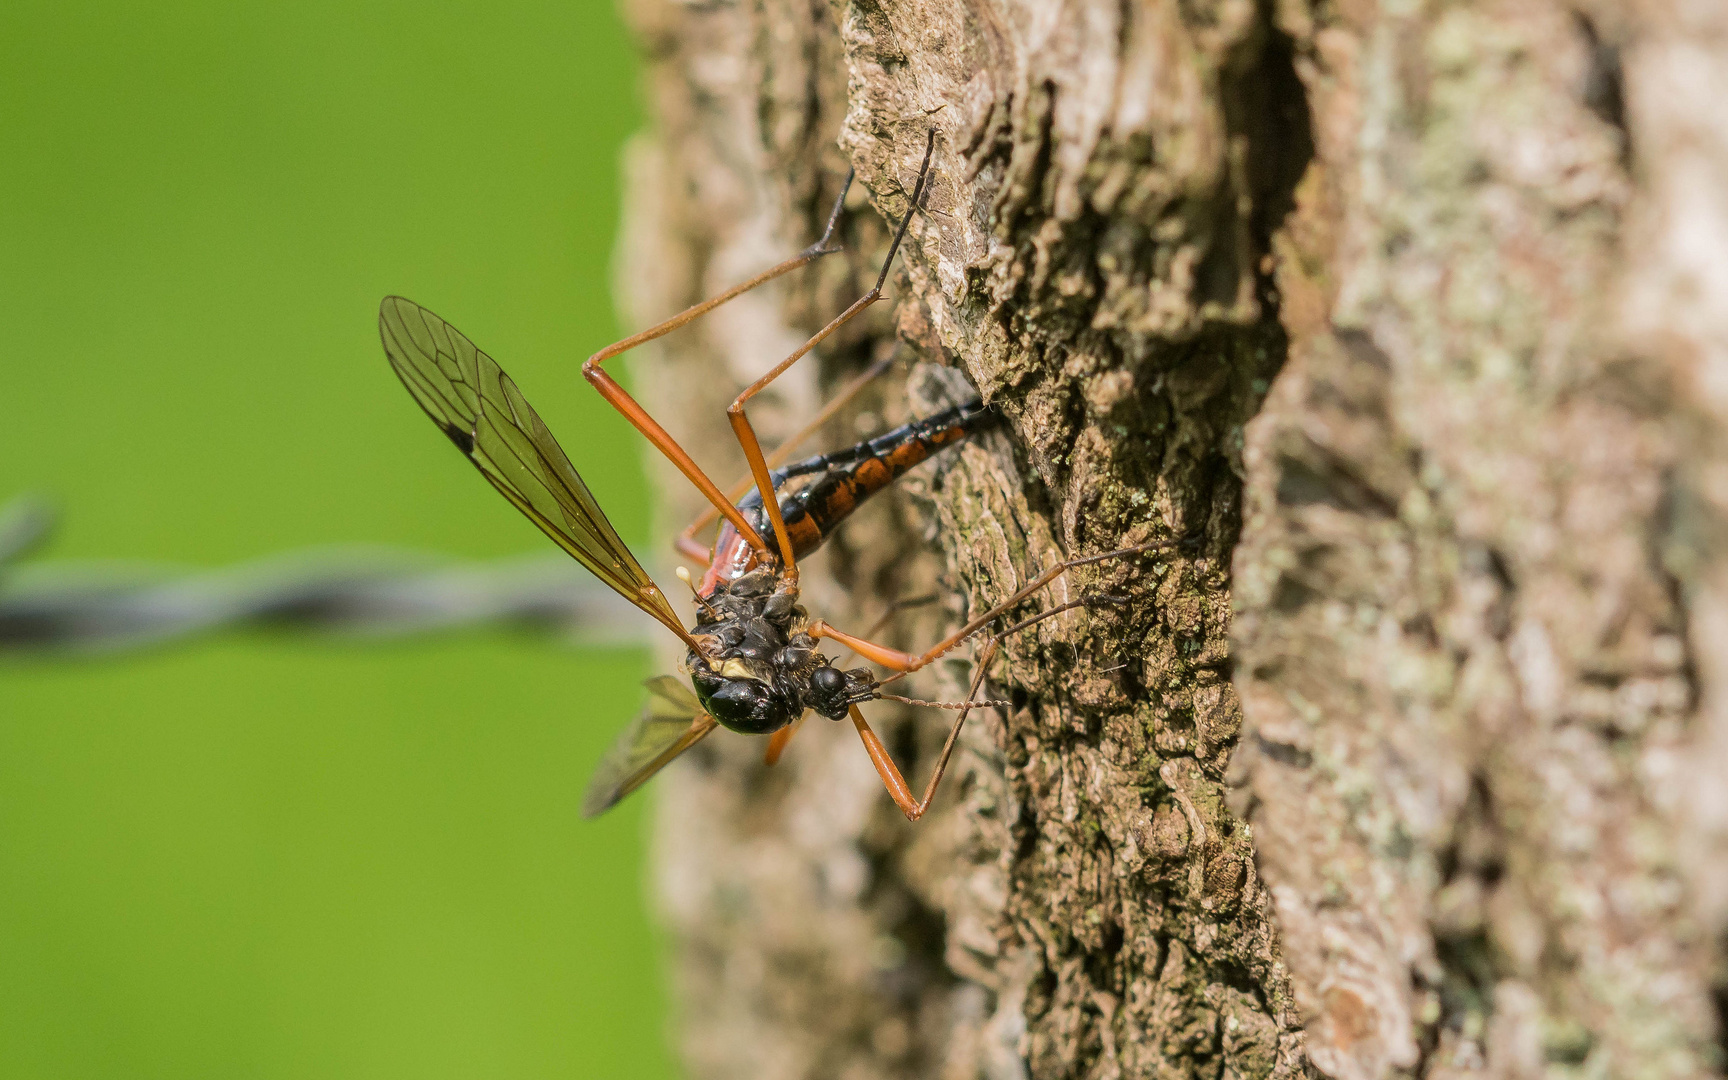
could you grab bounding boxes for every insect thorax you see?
[684,568,875,733]
[684,568,810,734]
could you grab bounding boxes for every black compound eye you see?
[806,666,851,721]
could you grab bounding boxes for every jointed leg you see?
[763,715,806,766]
[585,170,857,558]
[727,131,938,581]
[809,538,1184,679]
[854,575,1134,821]
[677,352,894,564]
[852,638,998,821]
[762,590,939,766]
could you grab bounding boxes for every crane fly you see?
[381,131,1177,820]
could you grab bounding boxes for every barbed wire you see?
[0,496,651,656]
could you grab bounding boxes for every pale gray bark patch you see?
[1231,1,1728,1078]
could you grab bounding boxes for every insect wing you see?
[582,675,717,817]
[379,297,685,638]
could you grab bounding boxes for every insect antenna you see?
[875,692,1011,710]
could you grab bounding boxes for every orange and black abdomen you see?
[745,400,995,560]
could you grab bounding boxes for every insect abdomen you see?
[774,400,994,557]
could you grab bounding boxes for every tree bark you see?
[613,1,1728,1078]
[1231,3,1728,1078]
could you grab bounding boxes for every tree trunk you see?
[613,1,1728,1078]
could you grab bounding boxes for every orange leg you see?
[583,169,857,558]
[785,540,1119,809]
[810,538,1184,681]
[762,592,935,766]
[852,555,1151,822]
[807,621,920,671]
[851,640,997,821]
[835,537,1189,822]
[830,592,938,666]
[726,131,937,582]
[677,352,894,565]
[763,714,807,766]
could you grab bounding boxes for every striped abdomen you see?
[756,399,995,559]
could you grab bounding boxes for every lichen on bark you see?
[1231,3,1727,1078]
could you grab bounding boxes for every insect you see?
[380,132,1174,820]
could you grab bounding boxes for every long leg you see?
[585,170,856,558]
[852,636,998,821]
[726,131,937,582]
[856,578,1127,822]
[762,590,939,766]
[763,714,807,766]
[809,539,1184,677]
[676,351,894,564]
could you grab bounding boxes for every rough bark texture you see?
[1229,3,1728,1078]
[612,0,1728,1078]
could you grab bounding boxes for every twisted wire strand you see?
[0,497,650,656]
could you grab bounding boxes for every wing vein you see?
[378,296,684,636]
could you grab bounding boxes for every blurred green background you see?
[0,2,676,1078]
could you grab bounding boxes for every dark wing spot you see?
[440,421,476,456]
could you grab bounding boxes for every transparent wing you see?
[582,675,717,817]
[379,296,686,640]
